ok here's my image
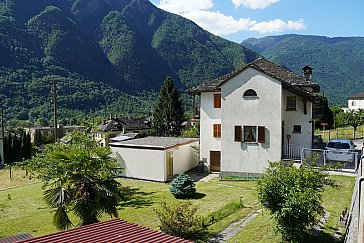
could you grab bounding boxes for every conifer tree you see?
[153,77,184,137]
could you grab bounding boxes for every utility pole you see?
[53,80,58,143]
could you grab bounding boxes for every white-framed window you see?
[293,125,302,133]
[287,96,296,110]
[242,126,265,143]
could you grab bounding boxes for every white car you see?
[325,139,357,162]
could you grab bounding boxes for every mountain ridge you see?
[242,34,364,105]
[0,0,259,121]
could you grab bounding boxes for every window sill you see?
[292,132,302,134]
[285,109,297,111]
[244,141,259,144]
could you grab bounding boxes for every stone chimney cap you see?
[302,65,314,70]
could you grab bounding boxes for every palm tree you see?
[24,131,123,230]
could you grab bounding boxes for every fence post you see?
[328,130,331,141]
[336,130,339,139]
[323,150,326,166]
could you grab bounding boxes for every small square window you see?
[287,96,296,110]
[213,124,221,138]
[293,125,301,133]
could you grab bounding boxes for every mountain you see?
[242,34,364,105]
[0,0,259,122]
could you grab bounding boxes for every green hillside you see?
[242,34,364,105]
[0,0,259,122]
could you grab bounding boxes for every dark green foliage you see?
[180,122,200,138]
[153,77,184,137]
[22,130,124,229]
[155,201,207,240]
[4,131,31,163]
[242,34,364,105]
[169,173,196,199]
[257,162,329,242]
[0,0,258,122]
[314,94,334,129]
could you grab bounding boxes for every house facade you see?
[190,58,320,176]
[348,92,364,110]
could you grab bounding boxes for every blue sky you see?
[149,0,364,43]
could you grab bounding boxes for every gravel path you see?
[209,209,262,242]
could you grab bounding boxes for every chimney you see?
[302,66,314,81]
[109,113,112,120]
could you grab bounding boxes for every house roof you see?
[348,92,364,100]
[110,132,140,142]
[110,137,198,150]
[98,118,152,132]
[14,219,190,243]
[189,58,319,101]
[0,233,33,243]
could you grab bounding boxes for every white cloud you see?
[250,19,306,33]
[157,0,213,14]
[231,0,279,9]
[184,10,256,35]
[154,0,306,36]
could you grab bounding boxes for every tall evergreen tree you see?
[153,77,184,137]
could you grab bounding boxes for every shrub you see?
[155,201,207,240]
[257,161,330,242]
[169,173,196,199]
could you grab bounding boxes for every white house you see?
[348,92,364,111]
[110,137,199,182]
[189,58,320,177]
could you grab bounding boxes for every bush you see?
[257,162,330,242]
[169,173,196,199]
[155,201,207,240]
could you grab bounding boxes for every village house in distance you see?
[190,58,320,177]
[347,92,364,111]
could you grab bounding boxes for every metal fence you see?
[344,149,364,243]
[301,148,359,170]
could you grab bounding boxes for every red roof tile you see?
[18,219,191,243]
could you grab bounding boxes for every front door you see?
[210,151,221,172]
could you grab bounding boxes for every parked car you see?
[325,139,357,162]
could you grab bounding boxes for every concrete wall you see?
[172,141,199,175]
[282,90,313,149]
[112,147,166,181]
[348,99,364,110]
[200,92,221,167]
[220,68,282,175]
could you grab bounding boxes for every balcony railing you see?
[283,144,303,160]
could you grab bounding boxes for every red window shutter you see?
[214,94,221,108]
[234,126,242,142]
[258,126,265,143]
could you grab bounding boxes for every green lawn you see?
[0,174,355,242]
[315,124,364,142]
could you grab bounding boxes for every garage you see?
[110,137,199,182]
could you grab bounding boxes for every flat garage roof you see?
[109,137,198,150]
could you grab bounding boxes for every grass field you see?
[0,168,39,189]
[0,170,355,242]
[316,124,364,142]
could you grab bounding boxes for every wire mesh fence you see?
[301,148,360,170]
